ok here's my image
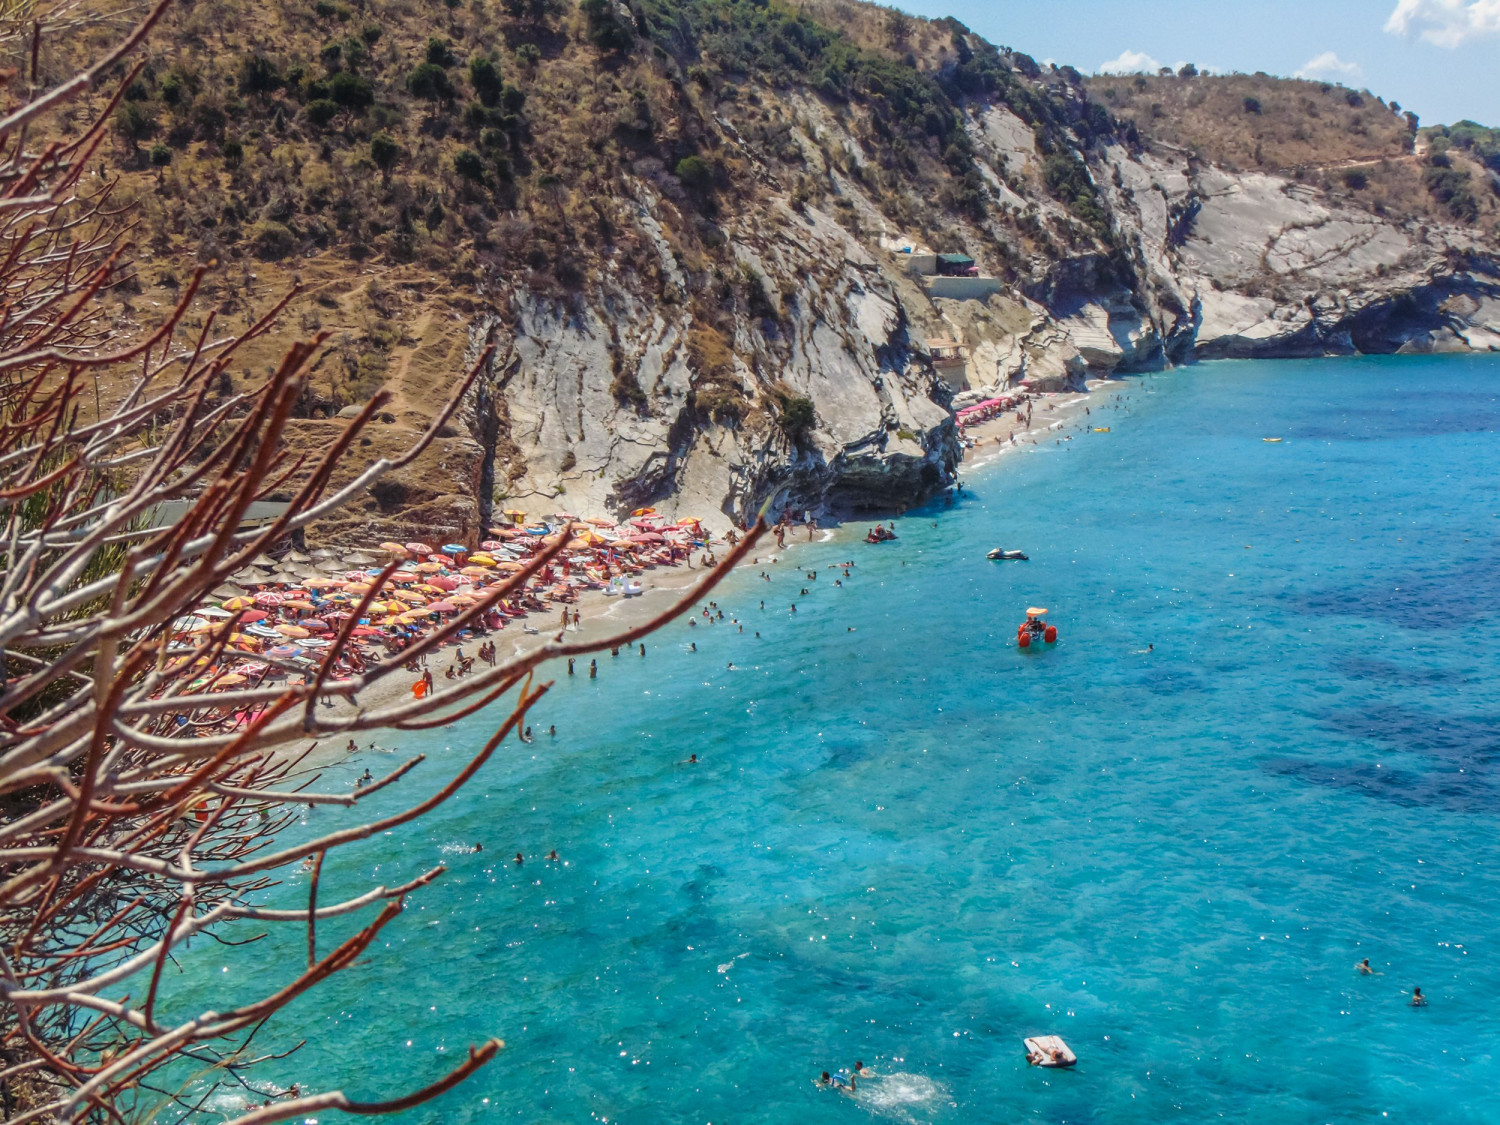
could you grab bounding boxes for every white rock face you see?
[457,95,1500,526]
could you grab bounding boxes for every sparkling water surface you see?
[176,355,1500,1124]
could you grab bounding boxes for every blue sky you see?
[892,0,1500,127]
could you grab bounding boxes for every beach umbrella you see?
[302,619,331,631]
[283,599,316,611]
[393,590,426,604]
[406,541,435,555]
[480,539,506,551]
[351,626,381,637]
[222,596,255,611]
[253,592,284,608]
[460,565,489,577]
[427,600,457,613]
[214,673,247,687]
[468,553,496,565]
[566,537,590,549]
[632,507,657,516]
[276,624,311,638]
[441,543,466,555]
[428,575,458,591]
[493,561,525,572]
[629,517,661,528]
[380,541,408,555]
[399,611,430,624]
[267,644,303,659]
[503,509,526,520]
[345,583,373,595]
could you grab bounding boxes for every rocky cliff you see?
[61,0,1500,536]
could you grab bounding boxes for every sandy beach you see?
[286,375,1144,768]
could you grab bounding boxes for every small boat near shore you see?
[865,524,898,544]
[1017,607,1057,649]
[1263,437,1283,443]
[987,548,1028,561]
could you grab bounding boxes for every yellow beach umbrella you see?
[223,596,255,611]
[467,553,496,565]
[277,624,310,638]
[393,590,426,604]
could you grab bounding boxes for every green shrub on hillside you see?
[1424,161,1479,221]
[469,57,503,106]
[114,101,155,143]
[407,61,454,101]
[330,71,373,111]
[305,99,339,127]
[454,148,486,181]
[581,0,635,52]
[674,154,715,192]
[777,391,815,437]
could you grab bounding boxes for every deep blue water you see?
[171,355,1500,1124]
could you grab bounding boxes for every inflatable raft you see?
[1023,1035,1076,1068]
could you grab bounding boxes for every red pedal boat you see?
[1017,607,1057,649]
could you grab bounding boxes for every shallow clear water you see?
[172,354,1500,1124]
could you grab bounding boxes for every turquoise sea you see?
[176,354,1500,1124]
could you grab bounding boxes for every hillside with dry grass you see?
[1085,70,1500,233]
[15,1,1500,539]
[16,0,1132,536]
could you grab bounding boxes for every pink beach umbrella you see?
[427,600,457,613]
[406,541,435,555]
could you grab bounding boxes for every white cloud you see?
[1096,49,1163,75]
[1295,50,1363,80]
[1385,0,1500,47]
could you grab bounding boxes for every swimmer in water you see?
[1356,958,1375,974]
[852,1060,873,1079]
[1410,986,1428,1006]
[513,852,524,865]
